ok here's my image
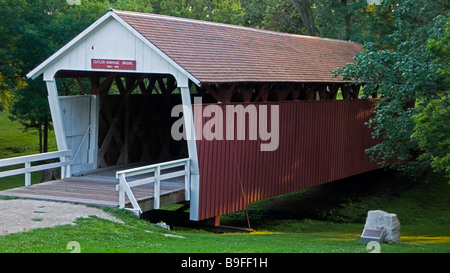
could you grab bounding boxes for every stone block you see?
[363,210,400,243]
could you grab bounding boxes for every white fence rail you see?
[0,150,72,186]
[116,158,190,215]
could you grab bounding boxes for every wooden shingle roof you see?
[114,9,362,84]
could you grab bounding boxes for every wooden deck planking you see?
[0,175,186,210]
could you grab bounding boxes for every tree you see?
[335,0,449,178]
[210,0,245,25]
[314,0,367,42]
[153,0,245,25]
[241,0,314,35]
[413,17,450,181]
[0,0,30,111]
[287,0,318,36]
[0,0,153,155]
[0,0,57,154]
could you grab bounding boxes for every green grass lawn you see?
[0,110,57,158]
[0,108,449,253]
[0,110,57,190]
[0,171,449,253]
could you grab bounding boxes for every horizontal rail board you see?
[116,158,189,178]
[0,150,72,186]
[0,161,71,178]
[127,177,156,188]
[0,150,72,167]
[126,170,187,188]
[159,170,187,181]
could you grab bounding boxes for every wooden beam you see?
[156,78,174,161]
[166,76,177,94]
[350,85,360,99]
[194,84,205,96]
[317,84,327,100]
[254,83,270,102]
[115,77,126,95]
[275,83,291,101]
[341,85,350,100]
[119,76,148,165]
[328,84,339,100]
[237,84,254,102]
[217,83,235,103]
[90,76,100,94]
[201,84,221,102]
[133,92,153,162]
[98,97,125,167]
[157,78,167,94]
[121,79,133,165]
[74,78,87,95]
[291,83,301,100]
[304,84,315,101]
[91,73,118,95]
[143,78,157,95]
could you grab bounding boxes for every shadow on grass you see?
[221,169,417,229]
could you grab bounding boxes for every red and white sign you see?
[91,59,136,70]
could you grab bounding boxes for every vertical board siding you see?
[60,96,93,174]
[194,99,379,221]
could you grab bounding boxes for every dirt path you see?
[0,199,123,236]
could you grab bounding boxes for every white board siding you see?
[91,20,136,61]
[60,96,96,174]
[40,18,191,86]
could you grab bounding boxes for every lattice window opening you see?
[195,82,364,103]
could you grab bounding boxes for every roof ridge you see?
[112,9,359,45]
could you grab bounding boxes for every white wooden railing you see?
[115,158,190,215]
[0,150,72,186]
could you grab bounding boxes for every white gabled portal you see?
[28,12,199,85]
[27,10,201,221]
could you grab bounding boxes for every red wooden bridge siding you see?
[194,99,379,221]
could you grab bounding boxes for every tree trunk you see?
[38,124,42,154]
[288,0,319,36]
[43,119,48,153]
[342,0,351,40]
[41,119,56,182]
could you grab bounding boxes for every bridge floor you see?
[0,166,185,211]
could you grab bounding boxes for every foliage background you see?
[335,0,449,180]
[0,0,448,181]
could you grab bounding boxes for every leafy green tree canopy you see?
[413,17,450,181]
[335,0,449,179]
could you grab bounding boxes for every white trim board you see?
[27,10,199,87]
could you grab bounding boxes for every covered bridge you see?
[16,9,377,222]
